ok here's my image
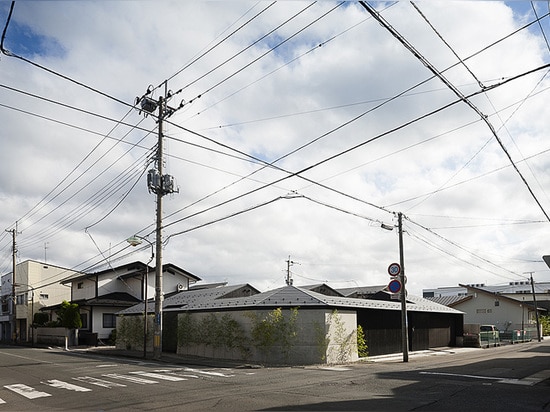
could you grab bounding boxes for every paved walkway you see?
[73,345,484,367]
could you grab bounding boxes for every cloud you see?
[1,1,549,296]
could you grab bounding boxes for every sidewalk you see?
[73,345,482,367]
[366,346,483,362]
[72,345,262,368]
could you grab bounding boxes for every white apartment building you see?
[0,260,77,343]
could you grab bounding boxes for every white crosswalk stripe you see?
[130,371,187,381]
[4,384,51,399]
[102,373,158,385]
[0,367,243,406]
[42,379,92,392]
[182,367,235,377]
[73,376,127,388]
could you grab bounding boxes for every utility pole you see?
[398,212,409,362]
[527,272,542,342]
[153,91,165,360]
[285,256,297,286]
[136,82,180,360]
[6,227,16,343]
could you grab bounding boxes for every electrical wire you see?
[1,2,133,110]
[359,1,550,222]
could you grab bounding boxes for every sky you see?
[1,1,550,296]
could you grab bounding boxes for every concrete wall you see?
[173,308,359,365]
[35,327,77,346]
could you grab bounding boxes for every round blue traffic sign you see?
[388,279,402,294]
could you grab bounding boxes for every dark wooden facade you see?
[357,308,463,356]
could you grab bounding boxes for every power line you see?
[1,1,133,110]
[359,1,550,222]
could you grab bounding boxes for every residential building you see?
[427,284,546,338]
[58,261,201,343]
[423,281,550,312]
[0,260,76,343]
[117,283,463,364]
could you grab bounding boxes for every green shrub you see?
[357,324,368,358]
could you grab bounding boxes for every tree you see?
[56,300,82,329]
[33,312,49,326]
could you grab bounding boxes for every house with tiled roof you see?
[117,283,463,364]
[55,261,201,343]
[427,284,545,337]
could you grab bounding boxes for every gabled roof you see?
[41,292,140,312]
[458,284,545,311]
[301,284,344,297]
[118,284,259,315]
[426,295,472,307]
[62,261,201,284]
[189,282,228,291]
[126,285,460,314]
[337,285,387,298]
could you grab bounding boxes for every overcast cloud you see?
[1,1,549,295]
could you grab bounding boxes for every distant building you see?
[426,284,546,338]
[423,281,550,312]
[0,260,77,343]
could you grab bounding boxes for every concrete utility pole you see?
[137,82,180,360]
[153,92,165,360]
[527,272,542,342]
[5,227,17,343]
[398,212,409,362]
[285,256,297,286]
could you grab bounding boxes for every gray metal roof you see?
[336,285,387,297]
[117,284,258,315]
[426,295,472,307]
[118,284,463,316]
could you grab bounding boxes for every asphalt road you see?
[0,339,549,411]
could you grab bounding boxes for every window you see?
[80,313,88,329]
[494,300,500,307]
[39,293,49,300]
[476,309,487,314]
[103,313,116,328]
[77,282,84,289]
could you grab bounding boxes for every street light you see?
[127,235,154,358]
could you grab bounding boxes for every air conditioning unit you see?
[177,284,185,292]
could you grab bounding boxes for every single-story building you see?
[117,283,463,364]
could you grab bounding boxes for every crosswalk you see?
[0,366,250,406]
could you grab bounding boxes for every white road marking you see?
[73,376,126,388]
[499,370,550,386]
[96,364,119,368]
[130,371,187,381]
[182,367,234,377]
[319,367,352,371]
[0,398,5,404]
[4,384,51,399]
[420,371,501,381]
[103,373,158,385]
[420,370,550,386]
[0,351,53,364]
[42,379,92,392]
